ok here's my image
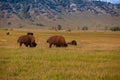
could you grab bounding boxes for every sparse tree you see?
[110,26,120,31]
[8,22,11,26]
[19,24,24,28]
[57,25,62,30]
[82,26,88,30]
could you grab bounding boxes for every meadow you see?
[0,29,120,80]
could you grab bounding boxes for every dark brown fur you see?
[17,35,37,47]
[6,32,10,35]
[47,35,68,48]
[67,40,77,45]
[27,32,33,35]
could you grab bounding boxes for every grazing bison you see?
[47,35,68,48]
[27,32,33,35]
[67,40,77,45]
[6,32,10,35]
[17,35,37,47]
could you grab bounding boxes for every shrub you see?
[57,25,62,30]
[110,26,120,31]
[82,26,88,30]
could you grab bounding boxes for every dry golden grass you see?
[0,29,120,80]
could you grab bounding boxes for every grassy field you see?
[0,29,120,80]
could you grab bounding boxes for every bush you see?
[36,23,44,26]
[82,26,88,30]
[110,26,120,31]
[7,22,11,25]
[57,25,62,30]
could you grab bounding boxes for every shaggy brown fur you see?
[47,35,68,48]
[6,32,10,35]
[17,35,37,47]
[67,40,77,45]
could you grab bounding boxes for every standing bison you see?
[47,35,68,48]
[17,35,37,47]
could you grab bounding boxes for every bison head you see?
[64,43,68,47]
[30,42,37,47]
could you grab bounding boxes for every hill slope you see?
[0,0,120,29]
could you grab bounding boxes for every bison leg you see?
[31,42,37,47]
[29,43,33,47]
[56,44,61,47]
[19,42,23,47]
[25,44,29,47]
[24,43,29,47]
[49,43,53,48]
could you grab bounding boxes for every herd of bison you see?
[16,32,77,48]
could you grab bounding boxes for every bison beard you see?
[47,35,68,48]
[17,35,37,47]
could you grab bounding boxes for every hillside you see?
[0,0,120,30]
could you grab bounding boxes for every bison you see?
[6,32,10,35]
[17,35,37,47]
[47,35,68,48]
[67,40,77,45]
[27,32,33,35]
